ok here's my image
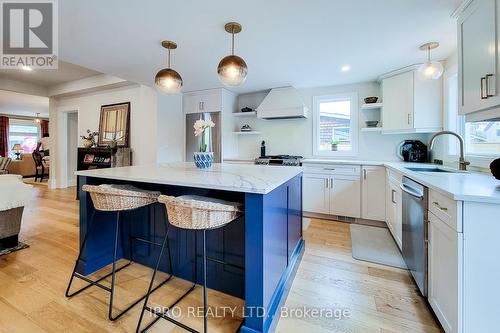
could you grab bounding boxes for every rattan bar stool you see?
[66,184,174,321]
[136,195,242,333]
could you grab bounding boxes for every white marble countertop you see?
[75,162,303,194]
[300,158,500,203]
[384,162,500,204]
[302,158,385,166]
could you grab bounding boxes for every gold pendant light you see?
[155,41,183,94]
[417,42,443,80]
[217,22,248,86]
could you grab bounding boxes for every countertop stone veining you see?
[75,162,303,194]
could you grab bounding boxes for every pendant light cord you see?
[231,28,235,55]
[427,46,431,62]
[168,48,171,68]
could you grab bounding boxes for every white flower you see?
[206,120,215,128]
[194,128,203,136]
[193,119,205,131]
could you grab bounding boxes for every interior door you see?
[302,174,329,214]
[459,0,497,114]
[330,176,361,218]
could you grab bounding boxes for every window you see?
[464,121,500,155]
[313,93,358,156]
[445,73,500,158]
[9,119,40,157]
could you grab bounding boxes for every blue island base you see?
[78,173,303,333]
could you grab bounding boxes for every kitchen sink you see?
[405,167,461,173]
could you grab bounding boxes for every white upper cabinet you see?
[458,0,500,118]
[381,70,442,133]
[382,71,414,131]
[183,90,222,114]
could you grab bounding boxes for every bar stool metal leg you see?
[137,229,198,333]
[65,210,98,298]
[108,211,120,320]
[202,229,208,333]
[67,209,173,322]
[135,227,169,332]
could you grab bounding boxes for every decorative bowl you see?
[193,152,214,169]
[364,97,378,104]
[365,120,379,127]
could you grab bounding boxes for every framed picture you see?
[98,102,130,147]
[83,154,94,164]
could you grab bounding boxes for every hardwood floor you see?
[0,185,442,333]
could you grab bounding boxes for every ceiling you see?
[0,61,101,86]
[59,0,461,94]
[0,90,49,118]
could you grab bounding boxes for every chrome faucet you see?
[429,131,470,171]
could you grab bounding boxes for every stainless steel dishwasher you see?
[401,176,428,297]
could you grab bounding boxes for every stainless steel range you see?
[254,155,303,166]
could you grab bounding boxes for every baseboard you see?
[48,179,57,189]
[303,212,387,228]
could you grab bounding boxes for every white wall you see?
[157,93,183,163]
[50,84,160,188]
[232,82,430,161]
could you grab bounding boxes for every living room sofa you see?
[7,153,36,177]
[0,174,32,248]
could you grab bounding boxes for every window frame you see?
[8,118,40,157]
[312,92,359,157]
[444,71,498,169]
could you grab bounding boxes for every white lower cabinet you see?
[302,164,361,218]
[361,166,386,221]
[330,175,361,218]
[385,172,402,249]
[428,211,462,333]
[303,174,329,215]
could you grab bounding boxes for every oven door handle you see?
[400,183,423,200]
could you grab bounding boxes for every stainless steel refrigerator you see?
[185,112,221,163]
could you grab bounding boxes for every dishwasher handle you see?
[400,183,424,200]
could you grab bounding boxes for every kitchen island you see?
[75,162,304,333]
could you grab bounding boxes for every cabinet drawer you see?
[303,163,361,176]
[386,168,403,184]
[429,189,461,232]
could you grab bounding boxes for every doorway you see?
[66,112,78,186]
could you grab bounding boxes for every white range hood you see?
[256,86,308,119]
